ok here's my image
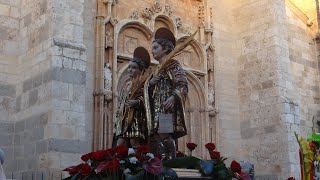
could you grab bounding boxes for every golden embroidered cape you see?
[115,81,147,140]
[144,60,188,139]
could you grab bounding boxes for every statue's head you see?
[152,28,176,60]
[128,46,150,78]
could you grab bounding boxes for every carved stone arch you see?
[154,15,177,37]
[178,71,209,159]
[116,20,153,38]
[175,37,206,73]
[116,21,153,78]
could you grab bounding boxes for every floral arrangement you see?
[63,142,252,180]
[63,145,164,180]
[163,142,252,180]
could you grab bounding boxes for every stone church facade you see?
[0,0,319,178]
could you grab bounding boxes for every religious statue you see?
[144,28,189,159]
[114,47,150,148]
[104,63,112,101]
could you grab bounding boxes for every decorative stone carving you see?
[198,5,205,27]
[207,49,214,71]
[208,82,215,107]
[141,0,162,20]
[142,7,154,20]
[152,0,162,13]
[164,5,172,16]
[175,17,182,28]
[209,8,213,28]
[208,82,217,117]
[104,64,112,91]
[184,26,192,35]
[105,27,113,48]
[104,64,112,101]
[124,35,138,54]
[129,10,139,19]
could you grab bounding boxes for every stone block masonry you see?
[10,39,89,176]
[0,0,91,178]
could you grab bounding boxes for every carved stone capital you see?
[104,90,113,102]
[208,107,217,117]
[175,17,182,28]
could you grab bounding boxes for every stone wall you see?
[234,0,319,178]
[235,0,292,177]
[0,0,20,175]
[285,2,320,177]
[0,0,95,178]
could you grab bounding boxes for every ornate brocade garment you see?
[115,82,147,140]
[144,60,188,139]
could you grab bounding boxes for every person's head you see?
[152,28,176,61]
[0,149,4,165]
[128,47,150,78]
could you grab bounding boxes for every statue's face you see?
[151,42,167,61]
[128,61,141,78]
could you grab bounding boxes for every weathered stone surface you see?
[36,140,48,154]
[28,89,38,106]
[15,120,25,132]
[0,83,15,97]
[48,139,88,153]
[0,134,13,146]
[0,122,14,134]
[22,79,32,93]
[15,95,21,112]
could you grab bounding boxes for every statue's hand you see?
[162,96,175,112]
[125,100,139,108]
[149,75,161,86]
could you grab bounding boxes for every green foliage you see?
[163,156,201,169]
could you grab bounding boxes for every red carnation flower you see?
[209,151,220,160]
[287,177,295,180]
[107,158,120,174]
[81,152,93,161]
[114,145,129,158]
[80,163,91,176]
[63,164,82,176]
[205,143,216,151]
[136,145,150,154]
[186,143,197,151]
[230,160,241,173]
[91,150,107,161]
[104,149,114,157]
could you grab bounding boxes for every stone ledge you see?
[53,37,87,51]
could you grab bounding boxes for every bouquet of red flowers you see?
[63,145,162,180]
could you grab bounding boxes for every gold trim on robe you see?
[144,60,188,139]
